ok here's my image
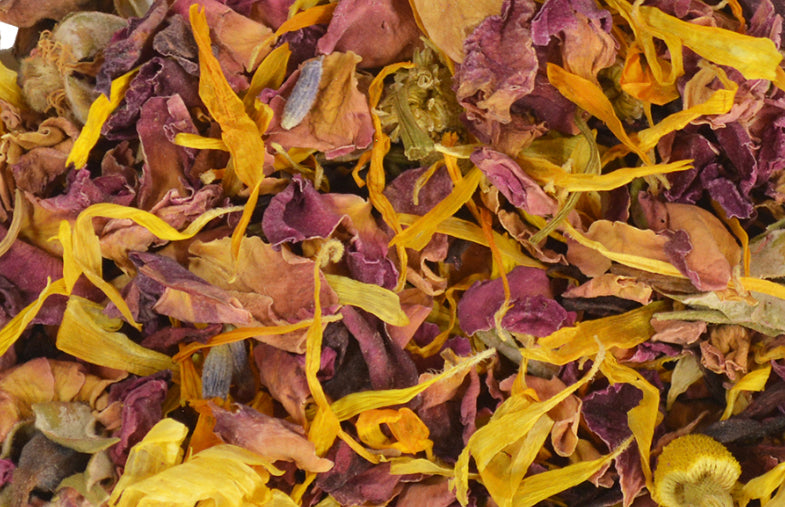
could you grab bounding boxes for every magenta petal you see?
[470,147,557,215]
[262,175,344,246]
[316,0,421,68]
[108,371,170,465]
[457,266,575,337]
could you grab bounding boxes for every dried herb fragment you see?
[653,434,741,507]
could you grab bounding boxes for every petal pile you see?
[1,0,785,505]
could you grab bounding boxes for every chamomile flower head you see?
[654,434,741,507]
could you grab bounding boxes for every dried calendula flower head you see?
[654,433,741,507]
[376,41,465,161]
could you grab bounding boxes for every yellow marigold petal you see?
[620,43,680,105]
[60,202,241,329]
[245,42,292,111]
[172,133,229,151]
[275,3,336,39]
[547,63,650,163]
[639,4,783,83]
[526,160,693,192]
[635,66,737,152]
[452,348,604,505]
[356,407,434,456]
[113,442,276,506]
[666,354,703,410]
[172,317,341,361]
[110,418,188,504]
[190,4,266,189]
[368,61,415,290]
[390,167,482,251]
[409,0,504,63]
[406,280,473,358]
[301,241,378,464]
[739,460,785,506]
[366,159,403,272]
[331,348,495,421]
[266,489,301,507]
[304,241,342,409]
[57,220,82,292]
[0,278,68,357]
[390,457,471,478]
[709,198,751,278]
[0,190,24,258]
[512,437,633,507]
[600,354,660,489]
[480,415,554,507]
[230,179,262,262]
[522,301,667,365]
[0,60,24,111]
[561,221,685,278]
[398,213,543,270]
[721,363,771,420]
[610,0,685,87]
[178,352,202,406]
[66,68,138,169]
[324,273,409,326]
[56,296,176,377]
[738,277,785,302]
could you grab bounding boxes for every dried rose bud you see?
[19,11,125,122]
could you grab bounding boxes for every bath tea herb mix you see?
[0,0,784,505]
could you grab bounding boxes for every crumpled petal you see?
[470,147,557,215]
[266,52,374,158]
[455,0,539,143]
[409,0,504,63]
[126,251,253,326]
[317,0,421,68]
[457,266,575,337]
[211,403,333,472]
[188,236,339,353]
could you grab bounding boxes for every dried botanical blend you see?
[0,0,784,505]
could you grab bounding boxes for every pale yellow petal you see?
[56,296,175,377]
[600,355,660,488]
[390,167,483,251]
[512,437,633,507]
[110,418,189,504]
[0,278,68,357]
[0,60,23,110]
[331,348,495,421]
[721,364,771,420]
[324,274,409,326]
[66,69,138,169]
[666,354,703,410]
